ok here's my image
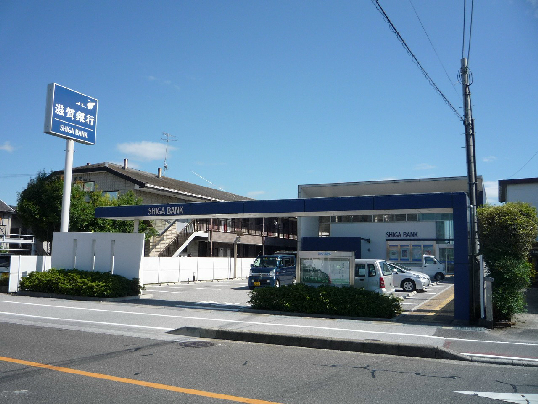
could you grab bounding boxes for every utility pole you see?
[460,57,480,320]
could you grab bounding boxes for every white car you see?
[388,262,430,292]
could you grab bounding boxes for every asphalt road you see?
[1,322,537,404]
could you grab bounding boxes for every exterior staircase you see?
[145,219,208,257]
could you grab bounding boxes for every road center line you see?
[0,356,282,404]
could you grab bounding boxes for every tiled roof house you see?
[56,161,295,258]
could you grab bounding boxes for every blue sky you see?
[1,0,537,206]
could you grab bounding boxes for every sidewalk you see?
[167,284,538,367]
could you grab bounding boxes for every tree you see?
[477,202,538,321]
[17,171,156,247]
[69,186,156,238]
[16,170,63,244]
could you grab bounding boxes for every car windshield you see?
[252,257,279,268]
[380,261,393,276]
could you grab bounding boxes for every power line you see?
[462,0,466,59]
[467,0,474,61]
[462,0,474,61]
[509,150,538,179]
[408,0,460,97]
[371,0,463,121]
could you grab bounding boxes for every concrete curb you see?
[168,326,469,362]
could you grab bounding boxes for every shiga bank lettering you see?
[386,231,418,238]
[147,206,184,215]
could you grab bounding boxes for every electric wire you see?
[462,0,474,61]
[508,150,538,179]
[408,0,459,97]
[467,0,474,61]
[462,0,466,59]
[371,0,463,121]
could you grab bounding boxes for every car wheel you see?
[401,279,416,292]
[292,277,296,285]
[434,272,445,281]
[248,285,255,290]
[274,279,280,288]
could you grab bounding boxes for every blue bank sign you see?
[44,83,98,145]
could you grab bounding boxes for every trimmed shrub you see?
[248,283,402,319]
[477,203,538,321]
[0,273,8,287]
[19,268,141,298]
[488,258,533,321]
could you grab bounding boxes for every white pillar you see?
[60,139,74,232]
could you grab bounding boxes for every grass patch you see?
[19,268,141,298]
[248,283,402,319]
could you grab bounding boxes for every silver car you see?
[388,262,430,292]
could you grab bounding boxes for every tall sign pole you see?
[460,58,480,320]
[60,139,75,232]
[44,83,98,232]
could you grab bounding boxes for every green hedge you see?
[0,273,8,287]
[19,268,141,298]
[248,283,402,319]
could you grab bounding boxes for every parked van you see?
[248,254,296,289]
[403,255,446,281]
[354,259,395,295]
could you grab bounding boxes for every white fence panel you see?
[5,254,256,291]
[212,257,232,280]
[8,255,52,293]
[52,232,144,281]
[178,257,198,282]
[158,257,181,284]
[140,257,160,285]
[195,257,216,281]
[239,258,255,278]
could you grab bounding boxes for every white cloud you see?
[482,156,497,163]
[117,141,176,161]
[484,181,500,205]
[0,141,14,152]
[247,191,265,198]
[147,75,180,91]
[414,163,436,170]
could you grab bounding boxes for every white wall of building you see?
[330,221,437,258]
[297,216,322,252]
[506,183,538,210]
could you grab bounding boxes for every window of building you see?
[319,217,330,237]
[394,214,407,222]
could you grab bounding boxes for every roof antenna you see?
[161,132,177,171]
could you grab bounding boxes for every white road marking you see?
[1,300,537,348]
[461,353,538,362]
[455,391,538,404]
[0,311,173,331]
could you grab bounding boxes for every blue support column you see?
[452,193,471,322]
